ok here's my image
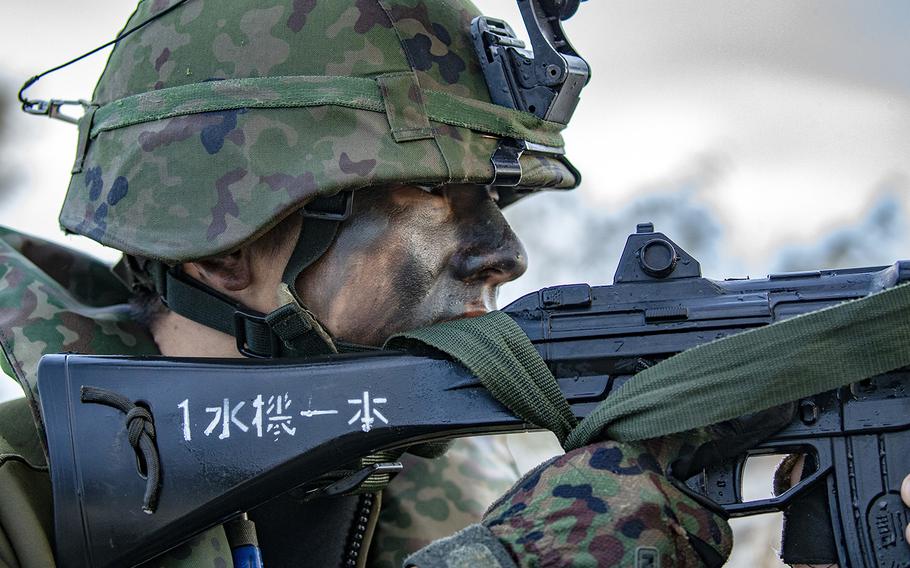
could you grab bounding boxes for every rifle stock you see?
[38,224,910,567]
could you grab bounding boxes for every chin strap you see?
[118,191,413,495]
[142,192,353,359]
[261,191,355,357]
[154,268,336,358]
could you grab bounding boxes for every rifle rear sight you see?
[613,222,702,283]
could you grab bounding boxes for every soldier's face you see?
[296,185,527,346]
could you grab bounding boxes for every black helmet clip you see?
[471,0,590,126]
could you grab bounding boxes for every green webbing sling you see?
[388,283,910,452]
[387,312,578,445]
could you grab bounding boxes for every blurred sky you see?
[1,3,907,565]
[489,0,910,301]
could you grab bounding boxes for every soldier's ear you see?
[185,248,254,293]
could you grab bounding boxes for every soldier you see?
[2,1,908,567]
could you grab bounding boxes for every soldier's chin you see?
[463,309,489,319]
[433,309,489,325]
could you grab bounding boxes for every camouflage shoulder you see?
[0,227,131,307]
[368,435,521,568]
[0,227,158,443]
[0,397,55,568]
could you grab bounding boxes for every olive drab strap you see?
[311,450,405,497]
[387,283,910,455]
[87,76,567,150]
[386,311,578,445]
[564,281,910,450]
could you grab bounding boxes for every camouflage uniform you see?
[0,227,522,566]
[5,0,735,566]
[406,434,734,567]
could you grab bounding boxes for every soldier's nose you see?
[451,222,528,285]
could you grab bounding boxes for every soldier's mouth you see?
[434,308,489,325]
[460,309,489,319]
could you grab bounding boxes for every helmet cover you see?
[61,0,579,262]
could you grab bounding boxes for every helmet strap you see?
[261,195,353,357]
[150,192,353,359]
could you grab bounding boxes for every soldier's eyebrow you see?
[383,186,439,220]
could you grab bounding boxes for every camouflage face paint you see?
[296,184,527,346]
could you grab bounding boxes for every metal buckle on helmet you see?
[19,0,191,125]
[300,191,354,222]
[490,138,570,187]
[233,308,280,359]
[21,97,91,125]
[490,139,526,187]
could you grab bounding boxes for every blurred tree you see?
[774,178,909,272]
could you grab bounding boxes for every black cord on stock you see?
[0,453,49,472]
[81,385,162,514]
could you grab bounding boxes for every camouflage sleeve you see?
[405,438,732,568]
[482,440,732,567]
[403,524,516,568]
[369,435,521,568]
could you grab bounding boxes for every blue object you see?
[232,544,264,568]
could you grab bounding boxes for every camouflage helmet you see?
[61,0,580,264]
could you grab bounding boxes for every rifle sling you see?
[564,281,910,449]
[386,311,578,445]
[389,283,910,452]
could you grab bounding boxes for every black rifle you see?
[38,223,910,567]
